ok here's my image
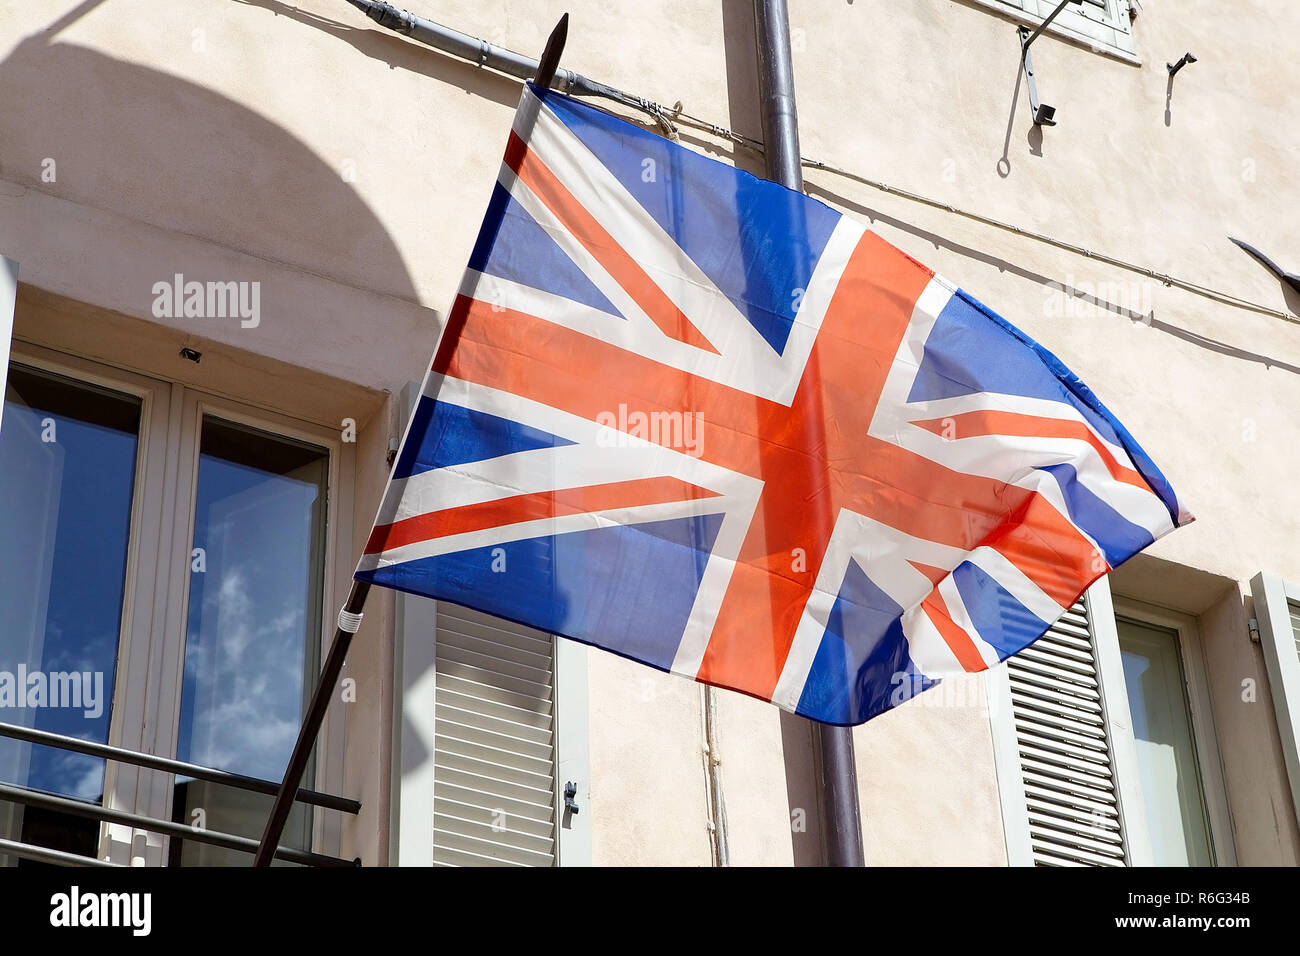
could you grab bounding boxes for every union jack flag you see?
[356,84,1192,725]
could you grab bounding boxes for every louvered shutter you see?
[1006,593,1130,866]
[431,603,559,867]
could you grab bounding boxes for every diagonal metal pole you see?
[753,0,865,867]
[1020,0,1083,51]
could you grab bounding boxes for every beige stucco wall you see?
[1,0,1297,865]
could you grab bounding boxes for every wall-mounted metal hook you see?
[563,780,580,815]
[1019,0,1084,127]
[1167,52,1197,77]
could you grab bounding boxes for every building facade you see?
[0,0,1297,866]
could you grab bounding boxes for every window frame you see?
[990,575,1242,867]
[149,387,353,863]
[0,256,15,432]
[1111,596,1238,866]
[1249,572,1300,832]
[963,0,1140,64]
[553,637,590,866]
[4,339,354,865]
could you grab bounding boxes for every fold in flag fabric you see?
[356,83,1193,726]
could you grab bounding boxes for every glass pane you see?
[171,416,327,866]
[0,364,140,866]
[1117,618,1214,866]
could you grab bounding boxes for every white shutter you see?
[1002,587,1140,866]
[1249,573,1300,828]
[432,603,558,867]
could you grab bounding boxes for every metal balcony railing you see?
[0,721,361,867]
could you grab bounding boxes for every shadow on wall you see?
[806,181,1300,378]
[0,0,522,305]
[226,0,525,111]
[720,0,764,179]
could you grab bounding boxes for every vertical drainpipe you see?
[752,0,866,867]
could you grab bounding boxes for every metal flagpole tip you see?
[532,12,569,91]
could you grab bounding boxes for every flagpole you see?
[251,13,572,870]
[253,580,369,866]
[753,0,866,867]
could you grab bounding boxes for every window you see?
[1112,599,1235,866]
[991,576,1237,866]
[0,366,141,862]
[1250,573,1300,829]
[1116,617,1215,865]
[967,0,1139,62]
[169,417,330,866]
[0,341,351,866]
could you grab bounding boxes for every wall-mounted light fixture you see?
[1019,0,1084,127]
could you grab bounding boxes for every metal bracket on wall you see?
[1018,0,1084,127]
[1019,26,1056,126]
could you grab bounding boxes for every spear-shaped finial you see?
[533,13,569,91]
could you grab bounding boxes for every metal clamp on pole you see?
[1018,0,1084,127]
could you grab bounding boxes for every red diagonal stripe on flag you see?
[910,409,1149,491]
[921,590,988,672]
[365,475,721,555]
[505,130,720,354]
